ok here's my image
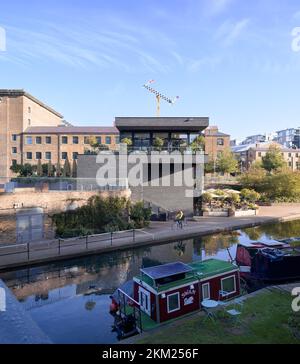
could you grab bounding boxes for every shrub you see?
[240,189,261,203]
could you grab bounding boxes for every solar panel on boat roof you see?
[141,262,193,280]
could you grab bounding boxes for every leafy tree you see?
[262,170,300,202]
[63,157,71,177]
[239,164,267,191]
[130,201,152,228]
[262,145,286,172]
[56,162,61,177]
[216,149,238,174]
[204,161,215,174]
[153,137,164,151]
[240,189,261,203]
[37,159,43,177]
[121,138,133,146]
[88,136,109,153]
[72,159,77,178]
[10,163,34,177]
[47,161,54,177]
[191,135,205,152]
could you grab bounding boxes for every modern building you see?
[232,142,300,171]
[0,90,119,178]
[276,127,300,149]
[241,134,266,145]
[204,126,230,161]
[78,117,209,215]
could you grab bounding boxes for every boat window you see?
[221,275,236,295]
[202,282,210,300]
[167,292,180,313]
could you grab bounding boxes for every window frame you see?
[220,275,236,295]
[45,136,52,144]
[167,292,181,314]
[202,282,210,300]
[26,152,33,160]
[45,152,52,160]
[35,136,42,145]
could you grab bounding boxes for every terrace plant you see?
[153,137,164,151]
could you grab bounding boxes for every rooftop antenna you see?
[143,80,179,117]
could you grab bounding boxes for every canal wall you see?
[0,279,51,344]
[0,205,300,271]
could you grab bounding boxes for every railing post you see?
[58,239,61,255]
[27,243,30,261]
[111,232,113,246]
[133,229,135,242]
[86,235,88,250]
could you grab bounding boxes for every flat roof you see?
[0,89,63,118]
[141,262,193,280]
[115,117,209,132]
[24,126,119,135]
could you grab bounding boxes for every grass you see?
[136,289,300,344]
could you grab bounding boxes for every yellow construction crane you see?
[143,80,179,117]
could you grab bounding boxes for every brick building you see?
[0,90,119,178]
[204,126,231,161]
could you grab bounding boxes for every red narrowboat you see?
[111,259,240,337]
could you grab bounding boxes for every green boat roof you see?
[134,259,238,293]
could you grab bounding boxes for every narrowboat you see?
[110,259,240,336]
[236,239,300,283]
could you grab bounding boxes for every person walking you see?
[175,210,184,229]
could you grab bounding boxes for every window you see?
[96,136,102,144]
[26,136,33,145]
[258,152,262,157]
[62,136,68,144]
[288,153,292,158]
[217,138,224,146]
[46,136,52,144]
[28,119,31,126]
[105,136,112,145]
[12,147,17,154]
[84,137,91,144]
[45,152,51,160]
[36,152,42,160]
[221,275,236,295]
[12,134,17,142]
[115,136,120,144]
[28,106,31,113]
[73,152,78,160]
[202,283,210,300]
[26,152,33,160]
[12,159,17,166]
[61,152,68,160]
[167,293,180,313]
[73,136,79,144]
[36,136,42,144]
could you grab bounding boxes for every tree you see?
[37,159,43,177]
[63,157,71,177]
[10,163,34,177]
[56,162,61,177]
[121,138,133,146]
[153,137,164,151]
[191,135,205,152]
[262,145,286,172]
[216,149,238,175]
[72,159,77,178]
[88,136,109,153]
[47,161,54,177]
[239,164,267,191]
[240,189,261,203]
[204,161,215,174]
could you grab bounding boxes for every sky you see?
[1,0,300,140]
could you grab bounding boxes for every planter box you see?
[202,211,229,217]
[234,210,258,217]
[202,209,258,217]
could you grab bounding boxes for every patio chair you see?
[225,308,242,326]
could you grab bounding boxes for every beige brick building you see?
[204,126,231,161]
[0,90,119,178]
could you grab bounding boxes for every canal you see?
[1,220,300,344]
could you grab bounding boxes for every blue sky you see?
[1,0,300,139]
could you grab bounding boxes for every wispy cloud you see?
[216,18,251,47]
[206,0,234,15]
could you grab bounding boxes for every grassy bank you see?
[136,289,300,344]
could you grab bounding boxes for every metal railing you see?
[0,229,154,269]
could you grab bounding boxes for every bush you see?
[130,201,152,229]
[202,192,213,204]
[240,189,261,203]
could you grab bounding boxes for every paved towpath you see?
[0,205,299,270]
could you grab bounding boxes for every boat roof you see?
[239,239,287,248]
[141,262,193,280]
[136,259,238,293]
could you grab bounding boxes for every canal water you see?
[1,220,300,344]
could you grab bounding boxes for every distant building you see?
[204,126,230,161]
[241,134,266,145]
[277,127,300,149]
[232,142,300,171]
[0,90,119,178]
